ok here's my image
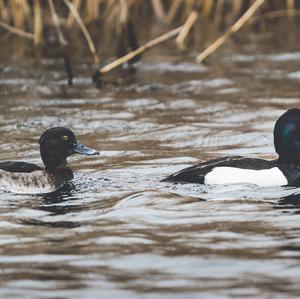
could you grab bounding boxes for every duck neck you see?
[40,151,67,170]
[278,156,300,165]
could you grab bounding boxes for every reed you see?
[0,0,298,83]
[33,0,43,46]
[196,0,266,63]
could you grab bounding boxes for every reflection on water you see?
[1,21,300,299]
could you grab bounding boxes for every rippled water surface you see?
[1,23,300,298]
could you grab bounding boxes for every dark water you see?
[1,22,300,298]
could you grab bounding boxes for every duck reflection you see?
[21,182,82,228]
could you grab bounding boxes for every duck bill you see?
[74,142,99,155]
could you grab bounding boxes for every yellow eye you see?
[63,135,69,141]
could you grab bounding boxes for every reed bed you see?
[0,0,298,85]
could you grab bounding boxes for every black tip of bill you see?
[74,142,100,156]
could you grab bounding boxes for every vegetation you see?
[0,0,298,85]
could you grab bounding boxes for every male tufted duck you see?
[162,108,300,187]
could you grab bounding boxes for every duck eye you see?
[62,135,69,141]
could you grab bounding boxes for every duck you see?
[0,127,99,194]
[162,108,300,187]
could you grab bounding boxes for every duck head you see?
[274,108,300,163]
[38,127,99,169]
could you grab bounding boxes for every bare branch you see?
[95,25,183,77]
[0,19,34,39]
[62,0,100,64]
[48,0,68,46]
[196,0,266,63]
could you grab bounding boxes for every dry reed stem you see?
[287,0,295,10]
[49,0,73,85]
[105,3,119,28]
[33,0,43,45]
[196,0,266,63]
[96,26,183,75]
[287,0,295,16]
[119,0,128,24]
[85,0,99,23]
[0,1,9,22]
[62,0,100,64]
[202,0,213,17]
[165,0,181,23]
[21,0,31,19]
[48,0,68,46]
[10,0,25,28]
[151,0,166,22]
[176,10,198,48]
[184,0,196,17]
[232,0,243,16]
[67,0,81,27]
[250,9,300,23]
[214,0,225,25]
[226,0,242,22]
[0,19,34,39]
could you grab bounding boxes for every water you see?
[1,22,300,298]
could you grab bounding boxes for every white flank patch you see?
[204,167,288,187]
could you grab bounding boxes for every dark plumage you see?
[162,109,300,186]
[0,127,99,193]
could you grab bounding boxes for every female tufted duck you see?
[0,127,99,193]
